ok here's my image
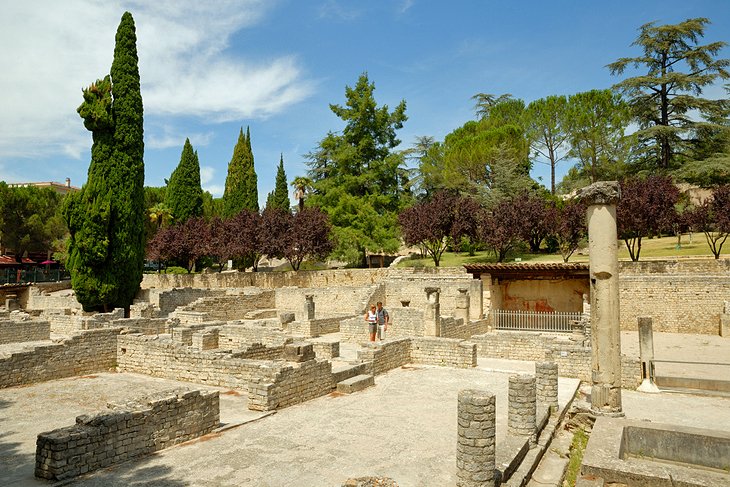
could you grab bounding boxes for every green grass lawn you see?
[397,233,729,268]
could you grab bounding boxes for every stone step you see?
[331,363,369,384]
[336,374,374,394]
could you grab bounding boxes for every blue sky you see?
[1,0,728,205]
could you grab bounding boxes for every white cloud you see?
[0,0,313,162]
[200,166,215,185]
[203,183,225,198]
[145,125,214,150]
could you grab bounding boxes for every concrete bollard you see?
[535,362,559,412]
[508,374,536,446]
[457,389,496,487]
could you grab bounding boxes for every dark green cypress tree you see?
[166,138,203,223]
[64,11,145,313]
[271,154,291,211]
[223,127,259,217]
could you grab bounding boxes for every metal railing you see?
[491,309,582,333]
[1,268,70,285]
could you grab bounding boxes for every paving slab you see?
[0,365,578,487]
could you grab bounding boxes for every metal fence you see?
[491,309,582,333]
[1,268,70,285]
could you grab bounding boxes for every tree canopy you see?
[608,17,729,172]
[166,138,203,223]
[222,127,258,217]
[306,73,409,265]
[64,11,145,313]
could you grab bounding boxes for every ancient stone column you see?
[721,301,730,337]
[535,362,559,413]
[578,181,623,415]
[455,287,470,323]
[508,374,536,446]
[424,287,441,337]
[456,389,496,487]
[304,294,315,320]
[637,316,660,393]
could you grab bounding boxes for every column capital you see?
[578,181,620,205]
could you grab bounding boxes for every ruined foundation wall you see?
[248,359,333,411]
[0,319,50,344]
[179,290,276,321]
[384,272,482,319]
[141,268,392,290]
[288,317,344,338]
[411,337,477,368]
[471,331,641,388]
[0,328,121,389]
[35,389,219,481]
[620,275,729,334]
[46,309,125,336]
[439,317,489,339]
[116,335,268,392]
[217,323,294,348]
[26,288,82,310]
[275,286,377,318]
[357,339,412,375]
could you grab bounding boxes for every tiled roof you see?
[464,262,588,271]
[0,255,36,265]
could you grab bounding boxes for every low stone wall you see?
[35,388,219,481]
[308,337,340,359]
[231,342,287,360]
[112,317,169,335]
[0,328,121,389]
[46,309,125,336]
[411,337,477,368]
[387,307,425,338]
[620,275,729,334]
[218,322,296,348]
[357,337,477,374]
[142,268,392,290]
[357,338,412,375]
[116,335,334,410]
[249,359,333,411]
[0,319,50,344]
[116,335,264,392]
[340,316,370,343]
[176,289,276,322]
[471,331,642,388]
[275,286,378,318]
[288,316,346,338]
[141,288,224,316]
[26,287,81,311]
[384,270,483,320]
[439,317,489,339]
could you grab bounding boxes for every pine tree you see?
[166,138,203,223]
[271,154,291,211]
[64,11,145,313]
[223,127,259,217]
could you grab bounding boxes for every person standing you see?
[364,304,378,342]
[376,301,389,340]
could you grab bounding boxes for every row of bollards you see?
[457,362,558,487]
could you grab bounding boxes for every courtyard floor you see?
[1,330,728,486]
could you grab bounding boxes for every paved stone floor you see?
[1,364,578,487]
[1,331,727,486]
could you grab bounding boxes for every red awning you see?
[0,255,36,266]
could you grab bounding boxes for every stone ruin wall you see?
[174,289,276,322]
[0,328,121,389]
[357,336,477,375]
[115,334,335,411]
[35,388,219,481]
[471,331,641,388]
[620,274,729,334]
[218,321,297,347]
[0,318,50,344]
[275,285,380,319]
[384,272,483,320]
[141,268,391,291]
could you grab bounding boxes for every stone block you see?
[336,374,374,394]
[283,342,315,363]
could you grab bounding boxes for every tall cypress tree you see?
[271,154,291,211]
[64,11,145,313]
[166,138,203,223]
[223,127,259,217]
